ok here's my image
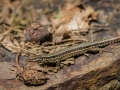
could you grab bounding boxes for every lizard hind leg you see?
[88,46,113,56]
[88,46,102,53]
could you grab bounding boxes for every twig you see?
[16,53,22,71]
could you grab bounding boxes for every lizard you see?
[29,36,120,66]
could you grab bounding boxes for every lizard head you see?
[29,55,43,62]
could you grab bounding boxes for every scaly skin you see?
[29,36,120,64]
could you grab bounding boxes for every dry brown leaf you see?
[51,3,98,43]
[0,33,5,41]
[20,41,25,48]
[17,68,47,85]
[13,38,21,48]
[1,35,17,52]
[53,25,69,43]
[1,35,21,53]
